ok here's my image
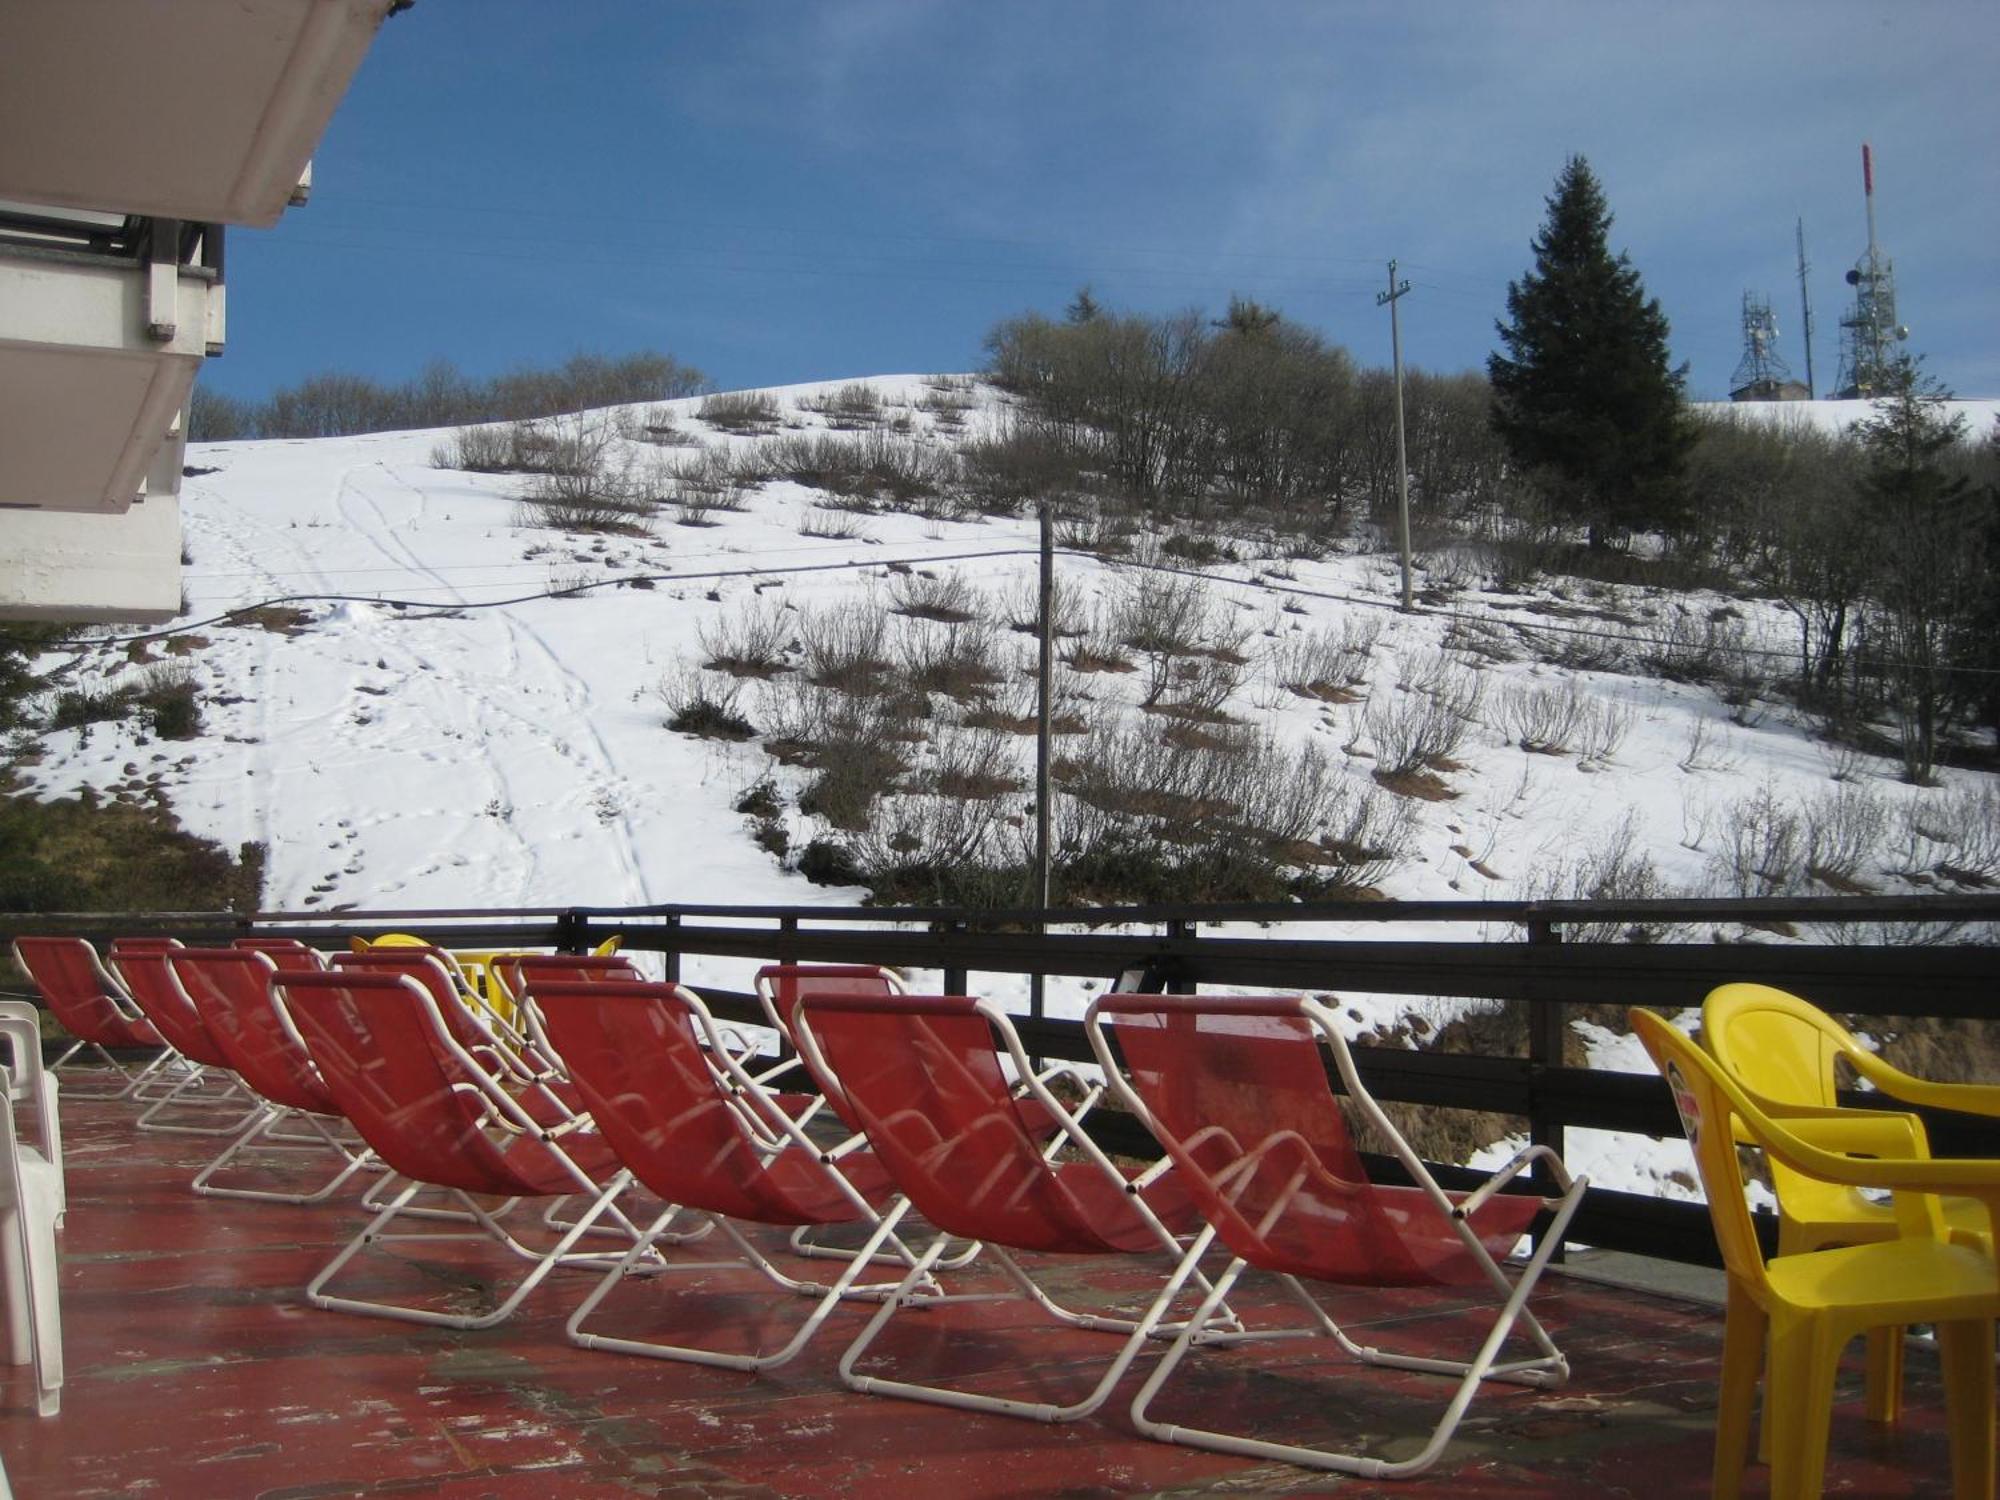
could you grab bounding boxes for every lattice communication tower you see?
[1834,143,1908,398]
[1730,293,1795,400]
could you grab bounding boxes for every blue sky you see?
[206,1,2000,406]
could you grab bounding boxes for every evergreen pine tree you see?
[1854,354,1979,782]
[1488,156,1693,548]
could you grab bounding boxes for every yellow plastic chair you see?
[1704,981,1998,1426]
[1629,1007,1998,1500]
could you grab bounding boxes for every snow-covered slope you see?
[17,377,1995,1200]
[22,376,1992,921]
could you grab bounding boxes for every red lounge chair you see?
[333,947,582,1127]
[107,944,262,1137]
[795,992,1224,1425]
[1086,992,1585,1479]
[538,979,929,1372]
[230,937,327,968]
[9,936,170,1100]
[166,948,377,1203]
[274,969,641,1330]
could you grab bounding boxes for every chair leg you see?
[569,1199,917,1372]
[1766,1311,1843,1500]
[191,1106,376,1204]
[1862,1324,1905,1425]
[1936,1318,1997,1500]
[1712,1280,1766,1500]
[839,1229,1209,1424]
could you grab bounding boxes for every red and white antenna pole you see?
[1862,143,1880,271]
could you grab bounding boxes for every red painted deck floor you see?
[0,1094,1966,1498]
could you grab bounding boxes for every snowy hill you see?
[14,376,1999,1199]
[21,375,1995,915]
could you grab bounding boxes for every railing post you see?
[942,918,968,999]
[1165,918,1197,995]
[660,912,682,984]
[1525,917,1566,1258]
[554,908,587,954]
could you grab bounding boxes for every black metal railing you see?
[11,892,1998,1267]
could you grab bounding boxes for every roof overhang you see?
[0,0,405,226]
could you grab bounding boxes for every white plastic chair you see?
[0,1000,64,1417]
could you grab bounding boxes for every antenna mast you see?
[1834,142,1907,398]
[1795,217,1816,400]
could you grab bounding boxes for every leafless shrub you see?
[1503,680,1587,755]
[798,382,885,429]
[1440,615,1518,665]
[960,422,1084,517]
[1710,783,1804,897]
[799,601,893,695]
[1000,576,1088,640]
[1577,699,1634,768]
[888,571,981,623]
[1147,653,1243,722]
[1678,714,1739,774]
[916,384,976,429]
[619,404,703,446]
[1365,653,1484,778]
[897,616,1003,702]
[1514,623,1630,674]
[432,422,524,473]
[923,725,1023,800]
[960,672,1091,736]
[1890,784,2000,890]
[699,599,793,678]
[760,681,912,831]
[1053,507,1141,557]
[766,431,959,511]
[697,390,783,434]
[656,666,755,740]
[1531,811,1687,942]
[1639,606,1760,692]
[1801,784,1888,891]
[799,508,871,542]
[1272,617,1380,701]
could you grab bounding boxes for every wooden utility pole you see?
[1377,260,1415,612]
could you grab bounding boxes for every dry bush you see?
[922,725,1023,800]
[917,384,977,429]
[1889,784,2000,890]
[619,404,703,446]
[960,422,1085,515]
[1364,653,1484,777]
[1800,784,1889,891]
[1146,653,1243,721]
[432,422,525,473]
[699,599,793,678]
[798,601,894,695]
[1530,811,1686,942]
[888,571,981,624]
[1112,570,1210,660]
[798,383,885,429]
[656,667,755,740]
[1639,607,1760,693]
[959,673,1091,736]
[1710,783,1804,897]
[799,508,871,541]
[1001,575,1088,640]
[1503,680,1587,755]
[760,682,913,831]
[697,390,783,434]
[1577,699,1634,768]
[1271,617,1380,701]
[896,616,1004,702]
[766,431,959,511]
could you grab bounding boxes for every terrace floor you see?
[0,1091,1968,1498]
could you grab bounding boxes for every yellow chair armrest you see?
[1776,1108,1930,1159]
[1849,1050,2000,1118]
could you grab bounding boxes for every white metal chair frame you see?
[280,973,653,1332]
[795,993,1237,1426]
[9,938,180,1104]
[559,982,938,1373]
[106,946,266,1139]
[0,1001,64,1417]
[1085,992,1587,1480]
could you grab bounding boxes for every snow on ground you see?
[17,378,1997,1174]
[1698,395,2000,437]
